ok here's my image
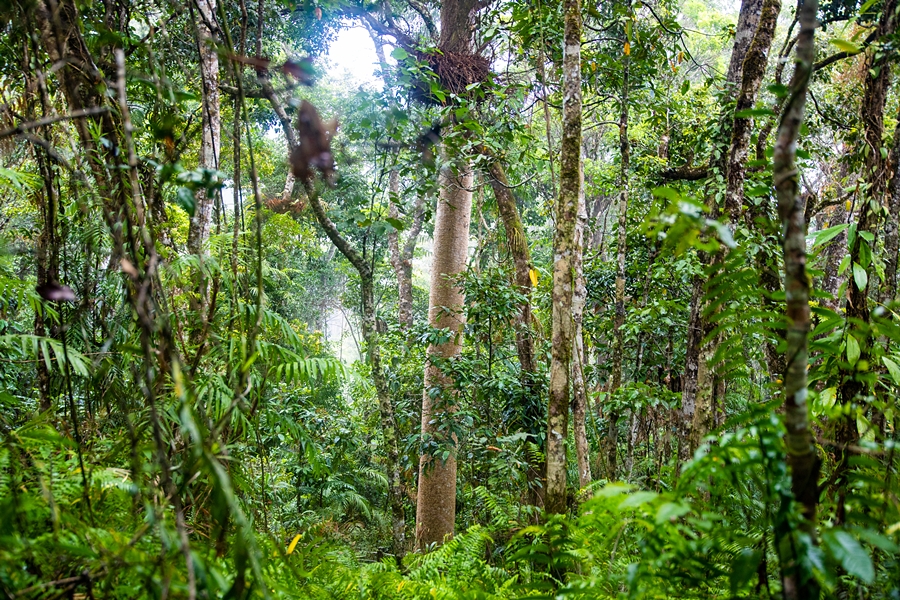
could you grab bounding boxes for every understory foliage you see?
[2,0,900,597]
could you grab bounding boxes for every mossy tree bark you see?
[546,0,582,514]
[485,159,546,504]
[187,0,221,256]
[772,0,820,596]
[834,0,897,527]
[681,0,766,458]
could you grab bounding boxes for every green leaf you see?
[838,254,851,275]
[846,335,861,366]
[767,83,790,97]
[175,187,196,217]
[655,501,690,524]
[730,548,763,594]
[882,357,900,385]
[384,217,405,231]
[852,262,868,291]
[652,186,681,202]
[830,39,862,54]
[811,223,849,248]
[824,530,874,584]
[618,491,657,509]
[734,108,775,118]
[391,47,409,60]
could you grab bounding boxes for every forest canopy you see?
[1,0,899,598]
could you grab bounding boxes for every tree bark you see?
[724,0,782,224]
[572,176,592,490]
[484,160,545,503]
[832,0,897,531]
[545,0,582,514]
[387,171,427,330]
[415,158,473,547]
[772,1,820,596]
[187,0,221,256]
[414,0,480,547]
[881,116,900,303]
[822,160,849,311]
[681,0,764,458]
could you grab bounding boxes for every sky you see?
[324,25,394,87]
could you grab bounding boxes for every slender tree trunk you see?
[681,0,765,457]
[772,1,820,597]
[188,0,221,255]
[485,160,545,503]
[608,46,629,481]
[573,182,591,489]
[305,187,407,556]
[415,158,473,547]
[34,148,59,413]
[822,160,849,311]
[834,0,896,527]
[881,117,900,303]
[545,0,582,514]
[724,0,782,223]
[387,172,427,331]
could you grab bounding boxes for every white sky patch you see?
[324,26,395,88]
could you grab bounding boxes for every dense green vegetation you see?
[2,0,900,597]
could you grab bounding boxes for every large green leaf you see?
[824,530,874,584]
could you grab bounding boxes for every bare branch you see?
[0,106,110,140]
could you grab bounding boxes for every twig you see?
[0,107,109,139]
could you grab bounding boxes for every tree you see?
[414,0,482,549]
[545,0,583,514]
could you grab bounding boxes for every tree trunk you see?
[187,0,221,256]
[608,43,629,481]
[724,0,782,224]
[415,158,473,547]
[822,161,849,311]
[834,0,896,528]
[414,0,480,548]
[572,180,592,490]
[772,0,821,596]
[305,186,407,556]
[387,171,427,331]
[545,0,582,514]
[484,160,545,503]
[881,116,900,303]
[681,0,764,457]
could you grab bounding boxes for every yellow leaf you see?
[677,51,684,64]
[845,199,852,211]
[529,268,539,287]
[287,534,301,555]
[623,42,631,55]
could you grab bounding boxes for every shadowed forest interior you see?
[2,0,900,597]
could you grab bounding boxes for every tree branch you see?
[0,106,110,139]
[659,163,709,180]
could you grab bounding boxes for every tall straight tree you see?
[484,159,545,502]
[415,0,479,548]
[607,10,630,480]
[679,0,764,457]
[187,0,221,256]
[773,3,820,597]
[833,0,897,526]
[545,0,583,514]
